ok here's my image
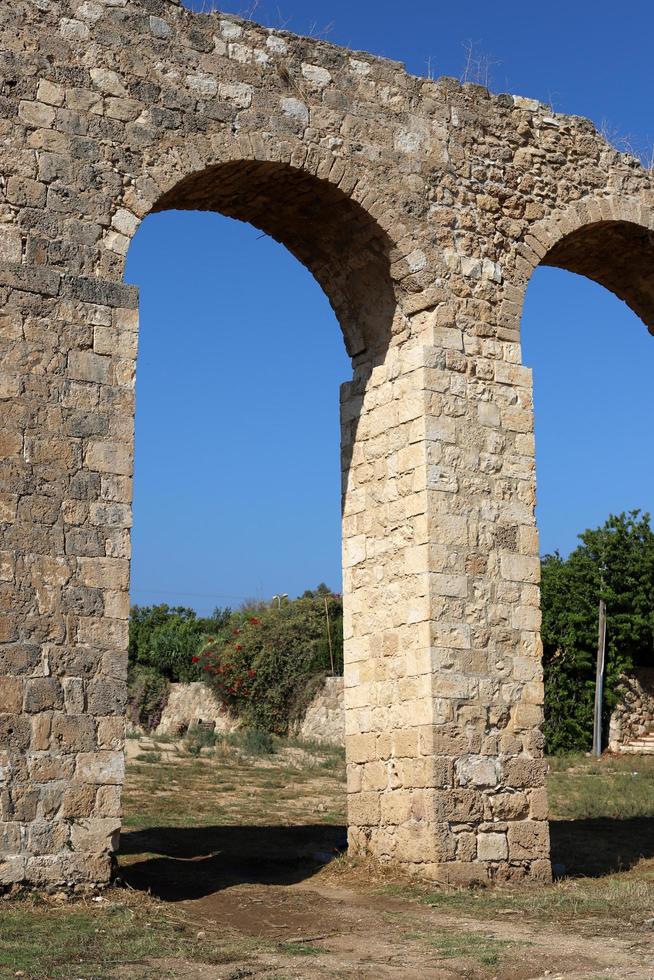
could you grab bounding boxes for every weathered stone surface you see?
[3,0,654,889]
[297,676,344,745]
[609,668,654,752]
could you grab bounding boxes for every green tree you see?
[127,604,233,729]
[542,511,654,753]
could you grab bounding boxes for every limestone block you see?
[75,751,124,785]
[70,817,121,854]
[24,678,63,714]
[0,677,23,714]
[507,820,550,860]
[477,832,508,861]
[455,755,499,788]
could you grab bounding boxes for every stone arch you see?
[506,196,654,334]
[145,160,397,360]
[121,135,407,361]
[11,0,654,890]
[503,195,654,764]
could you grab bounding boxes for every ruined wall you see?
[2,0,654,889]
[296,676,345,746]
[609,670,654,752]
[146,681,238,738]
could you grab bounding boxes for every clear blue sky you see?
[126,1,654,614]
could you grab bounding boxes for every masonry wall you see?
[2,0,654,889]
[609,669,654,752]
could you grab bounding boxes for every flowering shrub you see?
[199,593,343,734]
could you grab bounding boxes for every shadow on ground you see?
[550,816,654,877]
[119,816,654,899]
[119,824,348,901]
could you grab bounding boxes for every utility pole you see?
[324,594,335,675]
[592,592,607,757]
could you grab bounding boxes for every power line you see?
[131,587,255,601]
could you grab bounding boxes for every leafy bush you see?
[127,605,233,729]
[228,727,275,756]
[542,511,654,753]
[183,726,217,756]
[127,667,170,733]
[198,591,343,734]
[129,605,232,683]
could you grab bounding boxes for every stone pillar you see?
[0,275,136,888]
[342,343,437,870]
[342,325,551,883]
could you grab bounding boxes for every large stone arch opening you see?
[541,220,654,332]
[500,204,654,872]
[149,160,398,361]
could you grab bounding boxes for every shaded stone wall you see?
[2,0,654,889]
[145,681,238,738]
[297,676,345,746]
[609,670,654,751]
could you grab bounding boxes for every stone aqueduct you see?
[1,0,654,889]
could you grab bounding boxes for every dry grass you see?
[2,743,654,977]
[0,890,261,979]
[547,751,654,819]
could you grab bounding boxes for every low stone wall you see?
[152,682,238,737]
[609,669,654,751]
[132,677,346,745]
[131,677,346,745]
[297,676,345,746]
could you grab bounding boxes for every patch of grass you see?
[548,752,654,820]
[183,726,218,755]
[223,727,276,756]
[135,751,162,763]
[410,928,516,965]
[0,894,257,979]
[278,941,323,956]
[413,874,654,928]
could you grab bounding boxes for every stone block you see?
[96,716,124,750]
[29,753,74,782]
[348,792,380,826]
[51,714,96,753]
[0,856,25,885]
[477,832,508,861]
[84,440,132,476]
[507,820,550,860]
[24,678,64,713]
[28,819,69,854]
[70,817,121,854]
[0,677,23,714]
[0,227,22,264]
[61,783,97,819]
[455,755,499,788]
[502,756,547,790]
[435,788,484,823]
[2,786,39,822]
[87,678,127,716]
[75,751,124,785]
[78,557,129,590]
[68,350,111,384]
[0,715,32,750]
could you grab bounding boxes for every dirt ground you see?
[3,737,654,978]
[111,736,654,980]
